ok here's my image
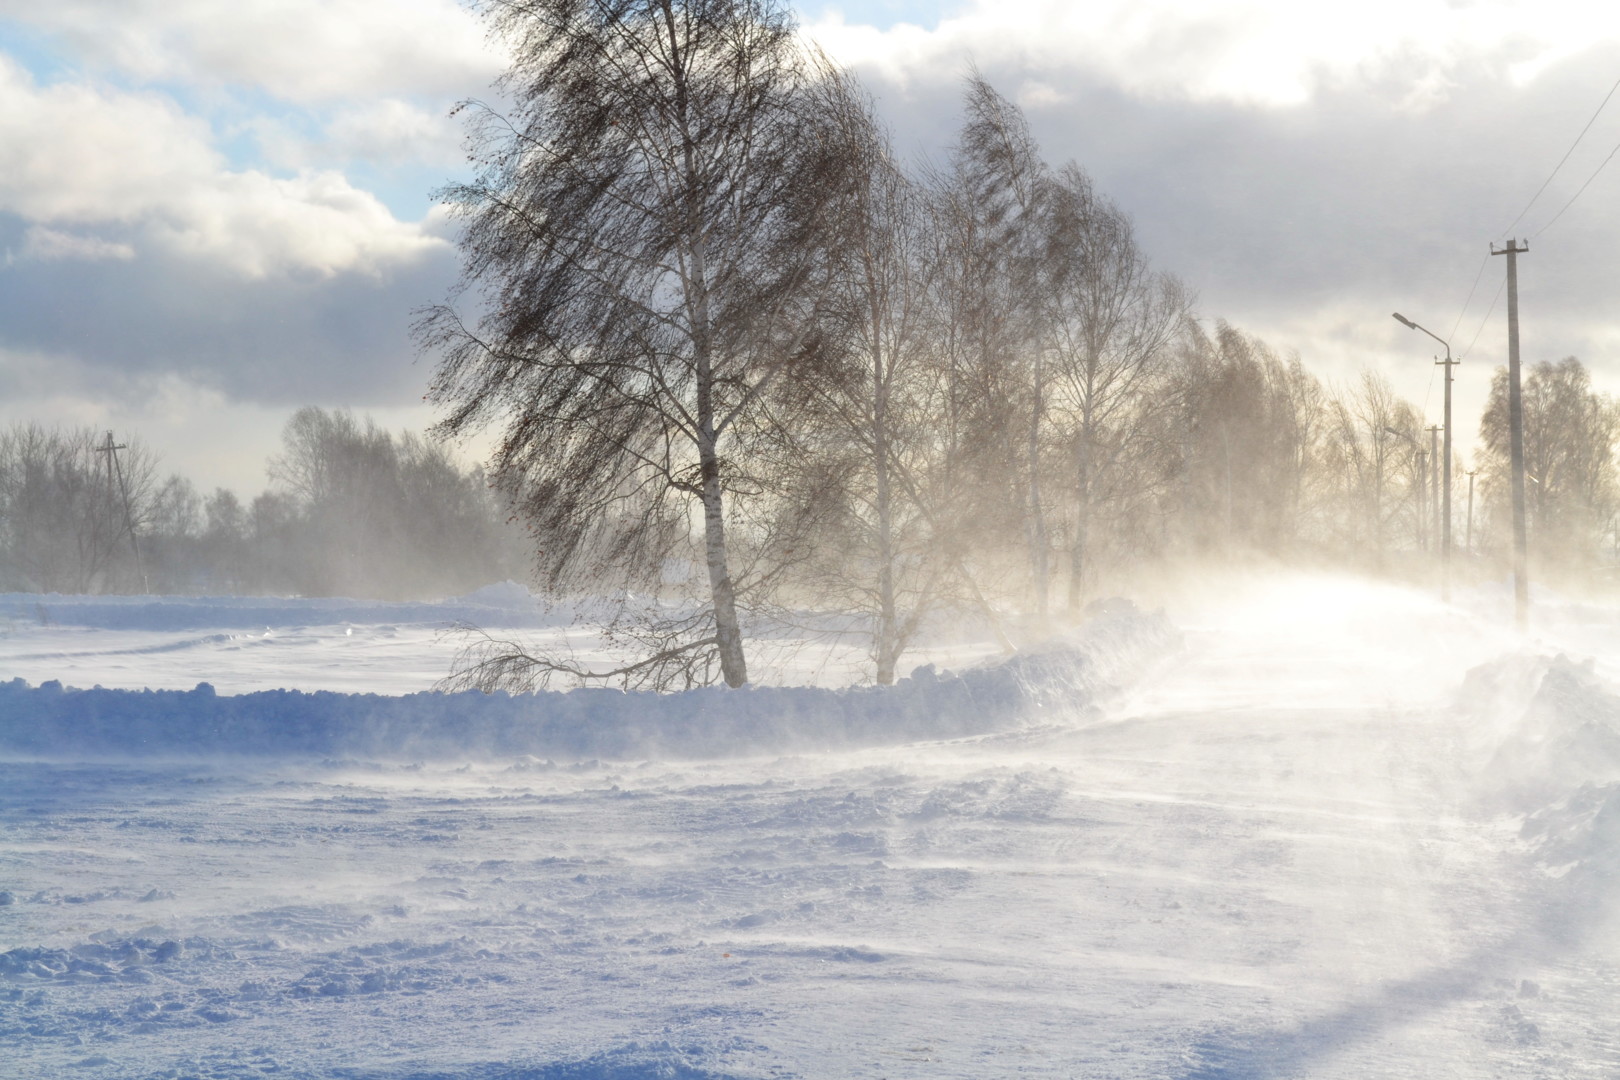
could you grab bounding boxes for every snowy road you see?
[4,576,1620,1078]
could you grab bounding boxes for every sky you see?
[3,0,1620,496]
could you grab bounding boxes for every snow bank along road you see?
[3,576,1620,1078]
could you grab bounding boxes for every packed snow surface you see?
[4,574,1620,1078]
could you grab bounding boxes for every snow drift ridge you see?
[1459,652,1620,912]
[0,607,1177,761]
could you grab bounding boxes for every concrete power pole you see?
[1465,469,1477,555]
[1416,446,1428,553]
[1491,239,1530,631]
[1438,354,1459,601]
[1427,423,1441,584]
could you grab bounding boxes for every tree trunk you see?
[699,441,748,687]
[690,230,747,687]
[1066,434,1090,615]
[872,338,899,686]
[1026,358,1049,620]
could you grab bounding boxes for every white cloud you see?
[152,167,450,276]
[154,169,447,278]
[0,58,448,278]
[1015,81,1070,110]
[807,0,1620,108]
[325,99,464,166]
[0,61,219,225]
[251,99,465,172]
[17,226,136,263]
[0,0,502,105]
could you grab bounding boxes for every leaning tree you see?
[418,0,858,688]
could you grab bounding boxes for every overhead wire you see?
[1432,68,1620,362]
[1531,136,1620,238]
[1447,250,1490,344]
[1458,276,1507,361]
[1499,68,1620,239]
[1388,67,1620,477]
[1421,351,1439,419]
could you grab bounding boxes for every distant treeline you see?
[0,355,1613,620]
[0,408,528,600]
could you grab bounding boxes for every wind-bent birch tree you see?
[1043,164,1189,613]
[418,0,853,688]
[783,82,946,684]
[949,77,1057,618]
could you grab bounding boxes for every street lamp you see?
[1392,313,1458,601]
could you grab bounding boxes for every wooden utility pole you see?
[94,431,147,593]
[1491,239,1530,630]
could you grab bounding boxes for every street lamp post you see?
[1392,313,1457,601]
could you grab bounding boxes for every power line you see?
[1500,69,1620,238]
[1458,275,1507,361]
[1531,136,1620,237]
[1447,250,1490,343]
[1420,353,1438,424]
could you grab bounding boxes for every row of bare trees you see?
[0,424,158,594]
[1478,357,1620,579]
[423,0,1600,691]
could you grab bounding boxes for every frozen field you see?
[4,575,1620,1078]
[0,585,1005,696]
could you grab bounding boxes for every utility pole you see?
[1438,353,1458,600]
[1491,239,1530,631]
[1427,423,1441,582]
[1465,469,1476,555]
[94,431,147,594]
[1416,446,1428,553]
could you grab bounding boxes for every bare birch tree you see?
[776,80,948,683]
[1168,322,1325,555]
[418,0,855,688]
[1322,372,1411,566]
[1042,164,1190,613]
[944,76,1056,618]
[1480,357,1620,572]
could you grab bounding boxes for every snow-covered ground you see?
[4,573,1620,1078]
[0,584,1006,695]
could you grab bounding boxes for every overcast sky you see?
[3,0,1619,496]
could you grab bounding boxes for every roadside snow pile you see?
[1460,653,1620,903]
[0,581,554,632]
[0,605,1177,762]
[1471,655,1620,805]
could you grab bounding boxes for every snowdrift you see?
[0,607,1177,762]
[1459,653,1620,908]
